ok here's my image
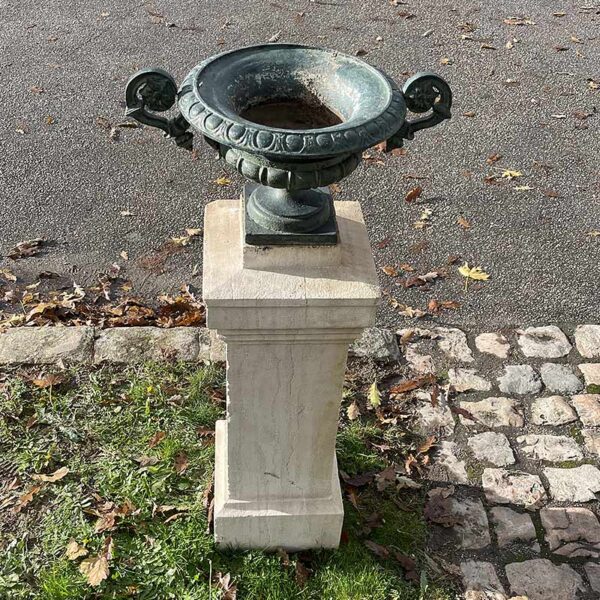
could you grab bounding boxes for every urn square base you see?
[243,183,339,246]
[214,420,344,550]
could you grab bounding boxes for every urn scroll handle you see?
[125,68,194,151]
[385,72,452,152]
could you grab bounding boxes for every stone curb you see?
[0,324,598,367]
[0,326,213,366]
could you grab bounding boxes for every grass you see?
[0,362,457,600]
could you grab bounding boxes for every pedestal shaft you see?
[203,199,379,550]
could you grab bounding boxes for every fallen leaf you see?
[148,431,166,448]
[503,16,535,26]
[45,115,55,125]
[216,572,237,600]
[32,466,69,482]
[417,436,436,455]
[486,153,502,164]
[135,455,159,467]
[404,186,423,203]
[66,539,88,560]
[458,263,490,282]
[32,374,64,388]
[381,265,398,277]
[8,238,46,260]
[501,169,522,180]
[295,561,310,588]
[542,189,560,198]
[514,185,534,191]
[462,111,476,117]
[174,453,189,475]
[587,230,600,238]
[12,485,42,513]
[364,540,389,558]
[347,401,360,420]
[0,269,17,282]
[120,251,129,261]
[393,551,419,582]
[440,57,453,65]
[457,216,471,229]
[31,85,45,94]
[214,176,231,186]
[368,381,381,408]
[390,375,435,395]
[79,556,109,587]
[267,31,281,43]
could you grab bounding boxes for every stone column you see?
[203,199,379,550]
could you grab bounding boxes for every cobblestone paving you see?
[401,323,600,599]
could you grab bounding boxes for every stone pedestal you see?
[203,199,379,550]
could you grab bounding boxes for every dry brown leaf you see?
[8,238,46,260]
[174,453,189,475]
[0,269,17,282]
[347,401,360,421]
[32,466,69,482]
[404,186,423,203]
[295,560,310,588]
[148,431,166,448]
[486,153,502,165]
[542,189,560,198]
[457,216,471,229]
[381,265,398,277]
[79,556,109,587]
[12,485,42,513]
[417,435,436,455]
[364,540,390,558]
[66,539,89,560]
[32,374,64,389]
[390,375,435,395]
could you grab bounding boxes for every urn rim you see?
[177,43,407,159]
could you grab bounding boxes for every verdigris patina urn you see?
[125,43,452,245]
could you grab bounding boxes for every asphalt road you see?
[1,0,599,329]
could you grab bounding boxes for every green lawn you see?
[0,362,457,599]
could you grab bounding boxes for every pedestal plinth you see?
[203,200,379,550]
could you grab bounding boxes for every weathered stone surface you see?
[461,560,506,597]
[517,434,583,462]
[94,327,200,363]
[578,363,600,386]
[475,332,510,358]
[452,498,491,549]
[544,465,600,502]
[540,507,600,558]
[571,394,600,426]
[350,327,400,362]
[506,559,585,600]
[539,363,583,393]
[498,365,541,395]
[531,396,577,426]
[483,469,547,510]
[414,395,455,435]
[434,327,474,362]
[583,429,600,455]
[209,329,226,362]
[517,326,572,358]
[433,441,468,484]
[404,346,435,374]
[575,324,600,358]
[584,562,600,594]
[448,368,492,392]
[459,397,524,428]
[468,432,515,466]
[0,326,94,364]
[490,507,536,547]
